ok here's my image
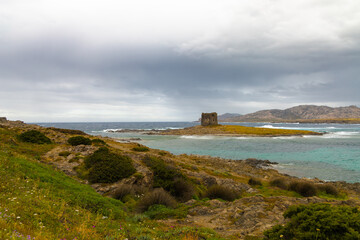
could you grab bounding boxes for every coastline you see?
[2,119,360,238]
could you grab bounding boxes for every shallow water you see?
[37,122,360,183]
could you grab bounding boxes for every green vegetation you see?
[144,204,188,220]
[0,127,225,240]
[47,127,87,135]
[288,180,317,197]
[205,185,241,201]
[317,184,339,196]
[67,136,92,146]
[142,155,194,201]
[132,146,150,152]
[84,147,136,183]
[248,177,262,186]
[269,178,341,198]
[58,151,71,157]
[91,138,107,146]
[18,130,51,144]
[137,188,177,212]
[264,204,360,240]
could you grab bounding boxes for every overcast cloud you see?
[1,0,360,122]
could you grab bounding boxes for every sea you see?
[36,122,360,183]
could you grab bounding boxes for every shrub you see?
[137,188,177,212]
[91,138,106,146]
[317,183,339,196]
[59,151,71,157]
[248,177,262,186]
[67,136,92,146]
[47,127,86,135]
[18,130,51,144]
[288,180,317,197]
[142,156,184,193]
[264,203,360,240]
[172,178,195,202]
[270,178,288,190]
[113,184,134,201]
[132,146,150,152]
[84,148,136,183]
[205,185,240,201]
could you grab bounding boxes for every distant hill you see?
[218,113,242,121]
[220,105,360,122]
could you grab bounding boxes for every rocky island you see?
[108,113,322,137]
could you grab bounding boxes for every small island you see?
[156,112,322,137]
[157,124,322,137]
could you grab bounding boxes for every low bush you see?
[84,147,136,183]
[172,178,195,202]
[248,177,262,186]
[288,180,317,197]
[67,136,92,146]
[113,184,134,201]
[91,138,106,146]
[132,146,150,152]
[205,185,240,201]
[142,156,184,194]
[270,178,288,190]
[137,188,177,212]
[264,203,360,239]
[59,151,71,157]
[18,130,52,144]
[47,127,86,135]
[317,183,339,196]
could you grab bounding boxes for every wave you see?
[272,136,299,140]
[180,135,216,140]
[258,125,275,128]
[303,131,360,139]
[103,128,123,132]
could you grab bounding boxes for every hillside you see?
[219,105,360,122]
[1,118,360,239]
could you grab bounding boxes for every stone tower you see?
[201,112,218,126]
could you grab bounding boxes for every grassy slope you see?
[160,125,321,136]
[0,127,224,240]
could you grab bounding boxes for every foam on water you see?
[180,135,216,140]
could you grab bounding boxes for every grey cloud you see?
[0,32,360,121]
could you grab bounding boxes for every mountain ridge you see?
[219,105,360,122]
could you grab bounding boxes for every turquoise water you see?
[37,122,360,183]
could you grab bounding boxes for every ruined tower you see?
[201,112,218,126]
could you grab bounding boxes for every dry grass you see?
[317,184,339,196]
[205,185,241,201]
[270,178,288,190]
[137,188,177,212]
[248,177,262,186]
[288,180,317,197]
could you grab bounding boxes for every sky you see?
[1,0,360,122]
